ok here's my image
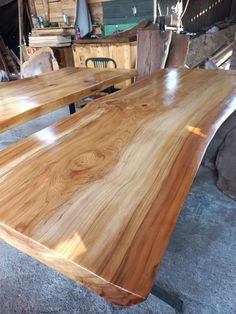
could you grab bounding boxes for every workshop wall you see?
[33,0,234,33]
[34,0,103,27]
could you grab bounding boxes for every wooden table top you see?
[0,69,235,306]
[0,67,136,132]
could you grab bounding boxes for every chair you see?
[85,57,117,69]
[85,57,118,94]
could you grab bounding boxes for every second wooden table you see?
[0,67,136,132]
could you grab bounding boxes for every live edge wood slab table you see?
[0,69,235,307]
[0,67,136,132]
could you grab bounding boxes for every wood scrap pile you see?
[0,35,19,77]
[186,24,236,69]
[194,25,236,69]
[204,43,233,69]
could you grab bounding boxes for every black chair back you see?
[85,57,117,69]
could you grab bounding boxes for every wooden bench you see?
[0,67,136,132]
[0,69,235,307]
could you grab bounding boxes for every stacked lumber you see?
[31,27,75,37]
[187,24,236,68]
[210,44,233,67]
[29,27,73,47]
[29,35,71,47]
[0,36,19,75]
[197,43,234,69]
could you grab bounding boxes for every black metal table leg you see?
[69,103,76,114]
[151,284,183,313]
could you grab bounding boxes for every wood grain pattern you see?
[0,67,136,132]
[0,69,236,306]
[165,33,189,68]
[137,30,172,80]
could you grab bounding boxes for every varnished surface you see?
[0,69,236,306]
[0,67,136,132]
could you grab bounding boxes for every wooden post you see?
[27,0,37,16]
[230,32,236,70]
[153,0,157,24]
[18,0,24,78]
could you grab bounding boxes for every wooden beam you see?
[230,32,236,69]
[153,0,157,24]
[27,0,37,17]
[18,0,24,77]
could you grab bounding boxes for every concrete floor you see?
[0,108,235,314]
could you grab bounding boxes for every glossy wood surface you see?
[0,69,236,306]
[0,67,136,132]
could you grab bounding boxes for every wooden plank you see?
[0,67,136,132]
[27,0,37,16]
[165,33,189,68]
[211,44,233,67]
[230,32,236,69]
[136,29,172,80]
[32,27,75,36]
[74,37,136,44]
[0,69,236,306]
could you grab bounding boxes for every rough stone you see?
[203,111,236,169]
[216,126,236,200]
